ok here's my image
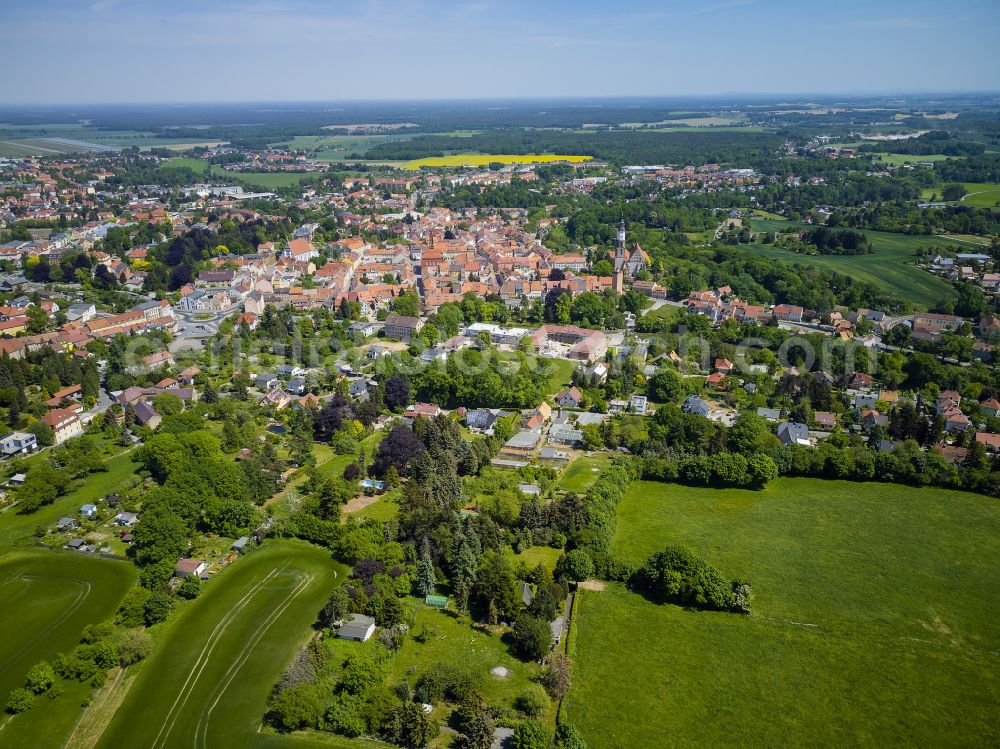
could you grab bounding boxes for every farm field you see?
[744,220,963,307]
[920,182,1000,207]
[642,125,766,133]
[0,551,136,749]
[276,134,414,162]
[564,478,1000,749]
[0,124,222,155]
[402,153,592,170]
[93,540,347,749]
[874,152,952,165]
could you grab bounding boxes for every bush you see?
[114,628,152,666]
[555,722,588,749]
[6,687,34,714]
[177,575,201,600]
[631,544,747,612]
[267,684,324,731]
[514,685,548,718]
[512,719,550,749]
[539,652,571,699]
[413,662,481,704]
[24,661,55,694]
[115,587,151,627]
[143,589,173,626]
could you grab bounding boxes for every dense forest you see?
[363,129,784,167]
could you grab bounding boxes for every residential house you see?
[114,512,138,527]
[0,431,37,456]
[383,313,423,342]
[773,304,804,322]
[41,408,83,445]
[80,503,97,518]
[465,409,500,433]
[555,387,583,409]
[812,411,837,430]
[132,401,161,429]
[777,421,810,446]
[174,559,207,578]
[681,395,710,417]
[254,373,279,391]
[974,432,1000,453]
[980,398,1000,418]
[339,613,376,642]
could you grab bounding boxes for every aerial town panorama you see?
[0,1,998,748]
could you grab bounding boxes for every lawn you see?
[537,356,575,396]
[388,603,545,711]
[93,540,347,749]
[0,551,136,749]
[0,449,140,551]
[557,454,611,493]
[564,478,1000,748]
[162,156,209,173]
[743,223,963,308]
[507,545,562,572]
[403,154,591,170]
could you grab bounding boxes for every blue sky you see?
[0,0,997,103]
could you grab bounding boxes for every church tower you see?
[614,217,626,273]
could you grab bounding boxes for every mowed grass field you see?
[745,220,962,307]
[402,154,591,170]
[920,182,1000,207]
[0,551,136,748]
[94,540,347,749]
[875,152,952,165]
[565,479,1000,748]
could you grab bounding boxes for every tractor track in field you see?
[151,564,288,749]
[194,571,316,749]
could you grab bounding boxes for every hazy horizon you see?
[1,0,998,105]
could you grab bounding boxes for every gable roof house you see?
[339,613,376,642]
[555,387,583,409]
[681,395,710,417]
[777,421,811,447]
[174,559,207,578]
[42,408,83,445]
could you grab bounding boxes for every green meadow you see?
[745,220,963,307]
[565,478,1000,748]
[921,182,1000,207]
